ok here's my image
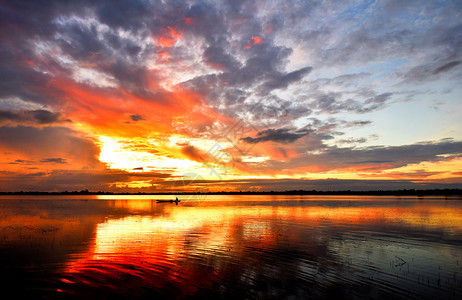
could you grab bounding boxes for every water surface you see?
[0,195,461,299]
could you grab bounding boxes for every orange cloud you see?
[155,26,182,48]
[48,75,233,143]
[358,171,443,179]
[156,49,171,61]
[245,36,263,49]
[251,36,262,44]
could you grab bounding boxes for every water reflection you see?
[0,195,461,298]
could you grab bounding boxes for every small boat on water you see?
[156,198,180,204]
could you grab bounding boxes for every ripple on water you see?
[1,195,462,299]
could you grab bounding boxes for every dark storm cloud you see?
[0,0,164,106]
[130,114,145,122]
[30,110,67,124]
[257,139,462,172]
[182,6,313,113]
[0,109,68,125]
[0,169,172,192]
[258,67,312,94]
[8,159,35,165]
[40,158,67,164]
[53,20,157,97]
[54,20,105,61]
[0,0,93,105]
[242,128,312,144]
[183,2,229,44]
[0,126,101,167]
[95,0,149,31]
[0,0,409,127]
[231,45,295,88]
[333,139,462,168]
[1,0,461,103]
[185,43,300,100]
[203,45,241,71]
[0,52,64,106]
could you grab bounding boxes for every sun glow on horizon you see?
[98,136,201,173]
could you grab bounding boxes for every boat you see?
[156,199,180,203]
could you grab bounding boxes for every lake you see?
[0,195,461,299]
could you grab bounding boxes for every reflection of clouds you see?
[72,199,462,269]
[94,216,184,260]
[243,221,272,240]
[110,199,156,212]
[45,196,462,298]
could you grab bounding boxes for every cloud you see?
[258,66,312,94]
[242,128,312,144]
[40,158,67,164]
[157,178,462,192]
[432,61,461,75]
[203,45,240,71]
[0,126,102,168]
[130,114,145,122]
[0,109,69,125]
[253,139,462,173]
[8,159,35,165]
[2,0,455,133]
[343,120,372,127]
[336,138,368,145]
[0,0,461,191]
[400,60,462,82]
[311,73,372,88]
[359,170,442,179]
[0,169,172,192]
[305,91,394,115]
[181,144,205,162]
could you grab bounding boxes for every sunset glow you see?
[0,0,461,192]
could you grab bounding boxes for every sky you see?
[0,0,461,192]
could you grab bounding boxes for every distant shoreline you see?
[0,189,461,196]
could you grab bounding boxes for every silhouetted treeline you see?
[0,189,461,196]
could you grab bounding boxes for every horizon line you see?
[1,188,462,196]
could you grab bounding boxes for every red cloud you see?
[245,36,263,49]
[49,77,231,139]
[155,26,182,48]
